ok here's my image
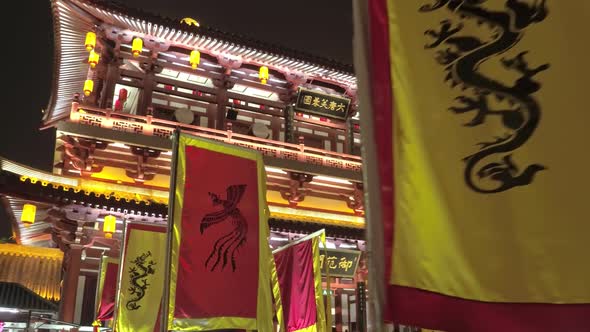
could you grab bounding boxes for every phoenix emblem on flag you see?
[420,0,548,193]
[201,184,248,272]
[126,251,155,310]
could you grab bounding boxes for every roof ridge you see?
[78,0,355,73]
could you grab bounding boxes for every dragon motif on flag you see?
[420,0,548,193]
[126,251,155,310]
[201,184,248,272]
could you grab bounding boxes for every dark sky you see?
[2,0,353,172]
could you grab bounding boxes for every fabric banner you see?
[115,223,167,332]
[272,231,327,332]
[95,256,118,321]
[355,0,590,331]
[167,133,273,331]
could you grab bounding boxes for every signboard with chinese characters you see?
[319,248,361,278]
[295,88,351,120]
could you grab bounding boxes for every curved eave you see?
[46,0,95,124]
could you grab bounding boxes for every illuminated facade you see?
[0,0,367,330]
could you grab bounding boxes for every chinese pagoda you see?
[0,0,368,330]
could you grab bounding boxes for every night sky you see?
[2,0,353,172]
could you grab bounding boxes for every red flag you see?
[95,256,118,321]
[272,231,327,332]
[354,0,590,331]
[166,133,273,331]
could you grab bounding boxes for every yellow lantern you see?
[132,38,143,57]
[103,215,116,239]
[83,79,94,96]
[21,204,36,227]
[88,50,100,69]
[85,32,96,51]
[259,66,269,84]
[189,50,200,69]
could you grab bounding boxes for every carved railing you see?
[69,102,362,172]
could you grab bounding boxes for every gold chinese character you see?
[328,101,337,111]
[320,99,329,109]
[312,97,321,107]
[336,103,346,112]
[303,95,313,105]
[339,257,353,271]
[327,256,338,269]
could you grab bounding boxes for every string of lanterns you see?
[84,31,97,96]
[82,29,271,97]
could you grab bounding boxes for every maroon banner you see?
[174,145,260,318]
[274,240,317,332]
[96,260,118,321]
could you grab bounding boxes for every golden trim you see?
[271,256,285,332]
[1,158,168,205]
[269,207,365,229]
[313,235,328,332]
[295,324,319,332]
[0,244,63,260]
[172,317,256,331]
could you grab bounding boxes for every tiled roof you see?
[80,0,354,73]
[0,282,58,312]
[0,244,63,302]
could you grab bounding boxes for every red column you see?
[60,245,82,322]
[335,287,343,332]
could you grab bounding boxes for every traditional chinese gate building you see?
[0,0,367,330]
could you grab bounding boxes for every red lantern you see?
[118,88,128,102]
[114,99,123,112]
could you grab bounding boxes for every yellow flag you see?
[115,223,167,332]
[354,0,590,330]
[389,0,590,305]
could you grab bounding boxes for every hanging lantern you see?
[85,32,96,51]
[83,79,94,96]
[88,50,100,69]
[259,66,269,84]
[189,50,201,69]
[103,215,116,239]
[132,37,143,57]
[21,204,36,227]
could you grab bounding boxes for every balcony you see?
[68,101,362,173]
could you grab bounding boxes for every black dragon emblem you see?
[126,251,155,311]
[420,0,548,193]
[200,184,248,272]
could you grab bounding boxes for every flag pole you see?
[322,232,332,332]
[272,229,326,254]
[92,253,105,328]
[112,216,128,330]
[352,0,386,330]
[160,128,181,332]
